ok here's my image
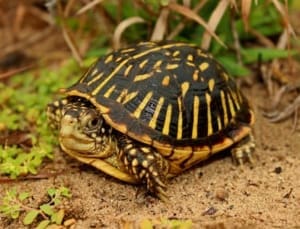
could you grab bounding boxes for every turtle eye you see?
[87,118,101,129]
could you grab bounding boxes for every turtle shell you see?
[64,41,254,174]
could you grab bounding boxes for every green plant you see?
[0,187,72,229]
[0,59,82,178]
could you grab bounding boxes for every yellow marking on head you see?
[103,85,116,98]
[172,50,180,57]
[181,82,190,98]
[162,104,172,135]
[206,93,213,136]
[199,62,209,71]
[133,73,153,82]
[153,60,163,69]
[87,72,104,86]
[104,54,113,64]
[220,90,228,125]
[139,59,149,69]
[166,63,179,70]
[227,93,236,117]
[133,91,153,118]
[124,65,133,77]
[162,75,170,86]
[176,97,183,139]
[116,89,128,102]
[208,79,215,92]
[192,96,200,139]
[91,43,188,95]
[193,70,199,81]
[187,54,193,62]
[122,91,138,104]
[149,97,164,129]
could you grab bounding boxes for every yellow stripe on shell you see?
[116,89,128,102]
[139,59,149,69]
[104,54,113,64]
[166,63,179,70]
[172,50,180,57]
[162,75,170,86]
[162,104,172,135]
[133,73,153,82]
[193,70,199,81]
[122,91,138,104]
[206,93,213,136]
[87,72,104,86]
[217,115,222,131]
[133,91,153,118]
[220,90,228,125]
[103,85,116,98]
[208,79,215,92]
[124,65,133,77]
[181,82,190,98]
[199,62,209,71]
[176,97,183,139]
[227,92,236,117]
[149,97,164,129]
[192,96,200,139]
[187,54,193,61]
[229,88,240,110]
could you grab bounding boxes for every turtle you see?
[47,41,255,201]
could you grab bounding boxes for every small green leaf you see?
[36,220,50,229]
[18,192,30,201]
[47,188,56,198]
[60,187,72,198]
[23,209,39,225]
[51,209,65,225]
[40,204,54,216]
[216,56,251,77]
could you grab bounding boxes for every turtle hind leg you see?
[231,133,256,165]
[118,137,169,201]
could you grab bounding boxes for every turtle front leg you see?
[118,137,169,201]
[231,133,256,165]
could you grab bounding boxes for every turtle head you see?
[47,97,113,158]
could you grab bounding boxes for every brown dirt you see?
[0,84,300,228]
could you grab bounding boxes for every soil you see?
[0,84,300,228]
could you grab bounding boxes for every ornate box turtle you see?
[47,41,255,200]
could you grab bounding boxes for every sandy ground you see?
[0,82,299,229]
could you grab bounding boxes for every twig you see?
[151,7,170,41]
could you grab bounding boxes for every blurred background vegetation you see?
[0,0,299,185]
